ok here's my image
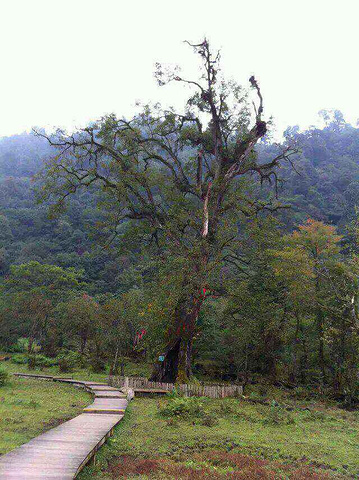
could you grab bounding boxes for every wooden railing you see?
[108,376,243,398]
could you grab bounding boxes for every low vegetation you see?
[0,366,9,386]
[79,394,358,479]
[0,356,357,478]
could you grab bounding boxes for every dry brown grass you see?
[109,451,334,479]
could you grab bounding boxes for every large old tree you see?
[37,40,294,382]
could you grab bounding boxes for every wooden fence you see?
[108,376,243,398]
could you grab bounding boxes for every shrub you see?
[56,351,81,373]
[165,417,179,427]
[25,354,56,370]
[160,396,218,426]
[12,338,30,353]
[258,385,268,397]
[248,391,267,403]
[11,354,28,364]
[234,411,260,423]
[28,355,36,370]
[0,367,9,386]
[89,356,106,373]
[34,355,57,368]
[342,373,359,409]
[13,338,41,354]
[166,387,182,399]
[159,396,206,419]
[289,386,312,401]
[200,411,218,427]
[216,402,236,416]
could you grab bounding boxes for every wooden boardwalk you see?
[0,375,132,479]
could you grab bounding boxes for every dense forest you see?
[0,42,358,405]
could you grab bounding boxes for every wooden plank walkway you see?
[0,374,132,479]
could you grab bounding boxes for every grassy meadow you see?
[78,396,358,479]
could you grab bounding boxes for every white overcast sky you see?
[0,0,358,137]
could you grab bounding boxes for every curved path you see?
[0,375,132,479]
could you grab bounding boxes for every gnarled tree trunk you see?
[150,293,203,383]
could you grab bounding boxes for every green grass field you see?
[78,396,358,479]
[1,357,358,479]
[0,363,90,455]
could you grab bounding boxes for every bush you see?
[341,372,359,408]
[159,396,218,427]
[248,391,267,403]
[258,385,268,397]
[89,356,106,373]
[28,355,36,370]
[289,386,312,401]
[193,359,223,378]
[56,351,82,373]
[216,402,236,416]
[11,338,30,353]
[200,411,218,426]
[166,387,182,399]
[26,354,56,370]
[35,355,56,368]
[165,417,179,427]
[11,354,28,364]
[12,338,41,354]
[0,367,9,386]
[159,396,206,418]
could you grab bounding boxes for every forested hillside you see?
[2,114,359,278]
[0,133,132,293]
[279,111,359,228]
[0,43,358,406]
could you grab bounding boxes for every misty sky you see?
[1,0,358,138]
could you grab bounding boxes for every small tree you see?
[99,296,137,375]
[36,40,295,382]
[59,293,99,355]
[271,220,357,386]
[0,261,82,352]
